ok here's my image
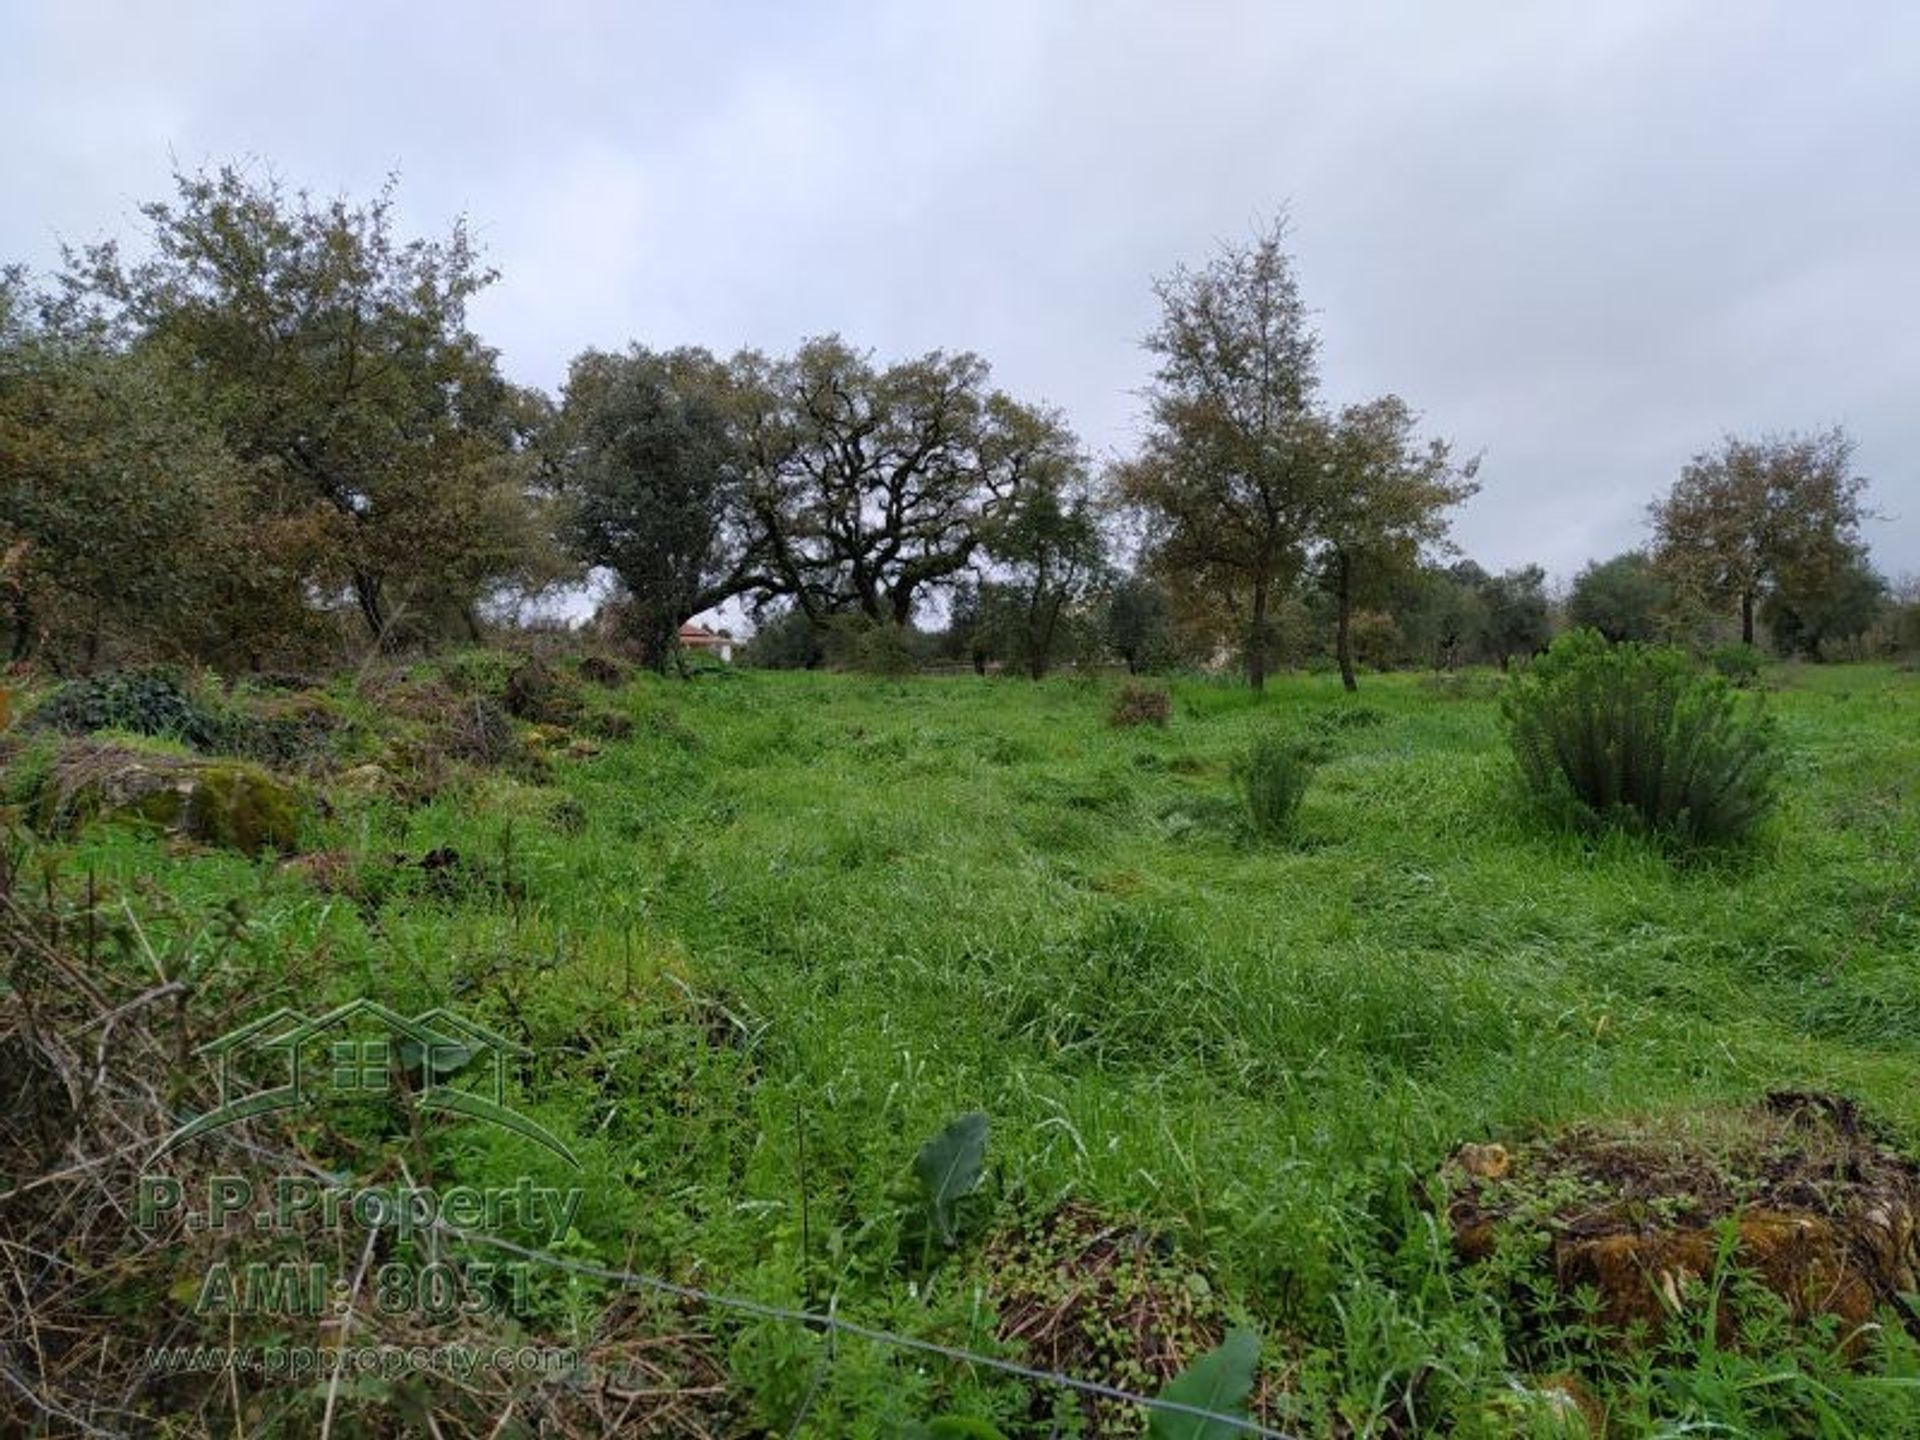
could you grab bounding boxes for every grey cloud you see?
[4,0,1913,580]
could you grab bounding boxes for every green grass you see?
[34,661,1920,1434]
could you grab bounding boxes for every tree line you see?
[2,165,1905,684]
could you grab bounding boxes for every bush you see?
[821,616,924,675]
[1238,733,1316,840]
[440,650,517,697]
[28,667,226,749]
[1708,642,1764,687]
[502,656,582,725]
[222,692,347,770]
[1501,629,1779,845]
[577,654,630,688]
[1109,683,1171,728]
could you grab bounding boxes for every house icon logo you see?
[155,999,578,1168]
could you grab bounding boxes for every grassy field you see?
[20,660,1920,1435]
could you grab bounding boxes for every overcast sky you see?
[4,0,1915,584]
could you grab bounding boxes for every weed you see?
[1237,732,1316,840]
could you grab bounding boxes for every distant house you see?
[678,622,734,663]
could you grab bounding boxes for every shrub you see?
[577,654,630,688]
[1238,733,1316,840]
[28,667,226,749]
[1109,683,1171,728]
[439,650,517,697]
[442,696,522,768]
[1708,642,1764,688]
[502,656,582,725]
[821,616,922,675]
[222,692,347,770]
[1501,629,1779,845]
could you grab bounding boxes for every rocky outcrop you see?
[28,742,304,854]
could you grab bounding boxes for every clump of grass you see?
[1310,704,1386,732]
[1237,732,1316,841]
[1502,628,1780,846]
[1109,683,1171,728]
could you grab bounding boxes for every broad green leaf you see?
[1149,1328,1260,1440]
[912,1110,988,1244]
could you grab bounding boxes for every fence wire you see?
[444,1221,1300,1438]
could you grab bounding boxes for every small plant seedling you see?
[913,1110,989,1246]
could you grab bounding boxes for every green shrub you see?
[1109,683,1171,728]
[1708,642,1764,687]
[1501,629,1779,845]
[1238,733,1316,840]
[220,692,349,770]
[28,667,226,749]
[440,649,518,697]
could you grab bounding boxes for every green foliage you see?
[1472,562,1553,666]
[982,474,1107,679]
[502,656,582,725]
[1502,628,1780,844]
[1763,554,1886,660]
[60,164,549,650]
[741,607,825,669]
[1707,641,1764,687]
[1106,575,1178,673]
[1237,732,1316,840]
[1652,427,1870,645]
[220,692,349,771]
[1307,703,1385,736]
[1118,218,1322,692]
[1111,683,1172,728]
[1150,1328,1260,1439]
[912,1111,989,1246]
[16,655,1920,1434]
[920,1418,1009,1440]
[1568,549,1670,644]
[729,336,1085,629]
[29,668,226,748]
[823,615,925,675]
[554,346,745,669]
[0,308,279,668]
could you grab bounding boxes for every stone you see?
[33,743,303,854]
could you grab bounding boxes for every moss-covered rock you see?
[28,743,304,853]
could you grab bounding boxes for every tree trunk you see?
[8,588,31,662]
[1334,550,1357,693]
[1741,590,1755,646]
[351,570,388,647]
[1248,580,1269,693]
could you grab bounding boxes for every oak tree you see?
[1312,395,1478,691]
[1650,428,1870,645]
[1117,219,1322,690]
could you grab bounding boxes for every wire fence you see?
[444,1222,1300,1438]
[168,1126,1305,1438]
